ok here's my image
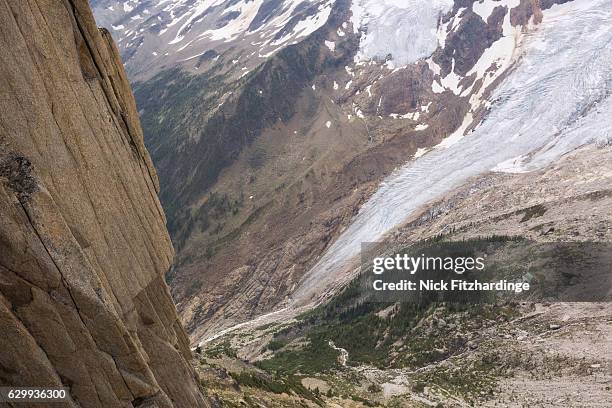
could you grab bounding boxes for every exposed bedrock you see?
[0,0,207,406]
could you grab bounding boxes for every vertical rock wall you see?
[0,0,207,406]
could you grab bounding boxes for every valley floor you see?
[194,143,612,407]
[195,302,611,407]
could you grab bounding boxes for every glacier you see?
[292,0,612,304]
[351,0,454,66]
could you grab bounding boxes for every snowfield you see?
[92,0,336,76]
[292,0,612,304]
[351,0,454,67]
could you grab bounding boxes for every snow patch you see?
[414,148,429,158]
[432,80,445,94]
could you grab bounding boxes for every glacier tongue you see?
[351,0,454,66]
[293,0,612,304]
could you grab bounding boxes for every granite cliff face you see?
[0,0,206,406]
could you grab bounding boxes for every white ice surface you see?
[292,0,612,304]
[351,0,454,66]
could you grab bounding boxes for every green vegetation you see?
[256,237,523,382]
[229,372,323,405]
[202,341,237,359]
[213,236,541,406]
[411,352,501,403]
[255,322,276,331]
[351,394,380,407]
[256,337,341,375]
[367,383,382,393]
[266,339,287,352]
[518,204,547,222]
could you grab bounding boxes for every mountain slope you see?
[194,138,612,408]
[0,0,206,406]
[292,0,612,305]
[90,0,337,80]
[93,0,587,339]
